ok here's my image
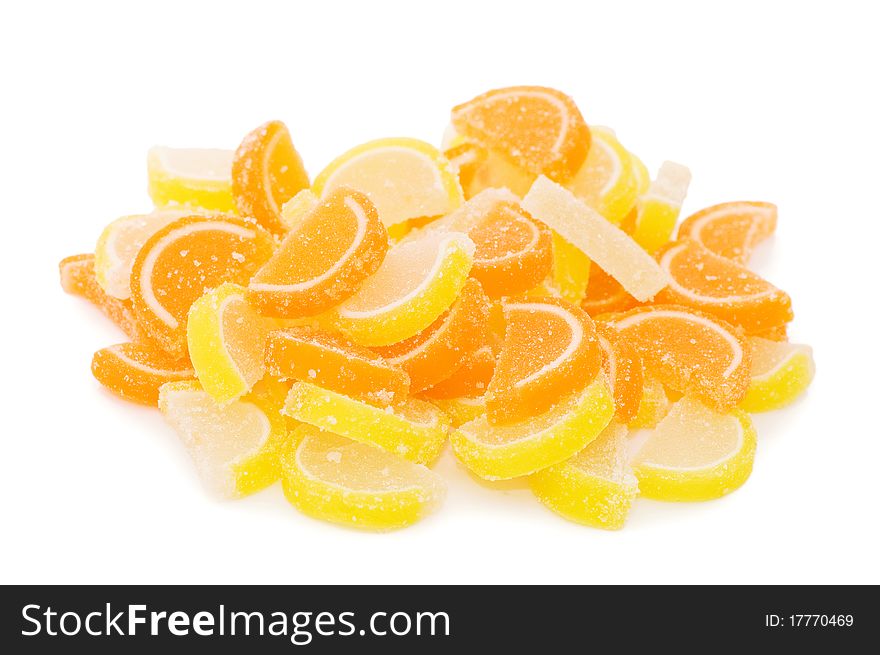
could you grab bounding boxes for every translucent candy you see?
[147,147,236,213]
[487,297,601,425]
[442,139,487,195]
[451,375,614,480]
[374,278,490,392]
[580,263,639,317]
[522,176,668,302]
[232,120,310,235]
[627,377,671,429]
[740,337,815,412]
[678,201,776,264]
[91,342,194,405]
[266,326,410,407]
[282,425,446,531]
[247,187,388,318]
[656,238,793,334]
[187,283,276,404]
[427,395,487,428]
[596,323,644,423]
[632,396,757,502]
[606,305,752,412]
[59,254,153,344]
[95,208,206,300]
[159,380,288,498]
[629,161,691,253]
[550,234,591,304]
[451,86,590,182]
[130,214,275,356]
[279,188,320,231]
[283,381,450,465]
[58,86,812,532]
[419,344,497,400]
[313,137,463,227]
[328,230,475,346]
[530,421,638,530]
[467,200,553,298]
[566,126,639,224]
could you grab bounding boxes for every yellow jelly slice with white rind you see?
[158,380,288,498]
[312,137,463,227]
[522,176,668,302]
[631,161,692,253]
[632,396,757,502]
[187,283,276,404]
[328,230,475,346]
[279,188,319,231]
[627,377,671,429]
[530,421,639,530]
[281,425,446,531]
[450,374,614,480]
[95,208,204,299]
[283,381,450,464]
[427,395,487,428]
[740,337,815,412]
[566,126,639,224]
[629,151,651,195]
[147,146,236,213]
[550,233,591,304]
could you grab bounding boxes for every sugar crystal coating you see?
[60,84,811,531]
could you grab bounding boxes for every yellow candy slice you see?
[279,188,319,231]
[283,381,450,464]
[281,425,446,531]
[522,176,668,301]
[427,395,486,428]
[550,233,591,304]
[450,375,614,480]
[631,161,692,253]
[741,337,815,412]
[566,126,639,224]
[328,230,475,346]
[633,396,757,502]
[530,421,638,530]
[187,283,276,404]
[312,137,463,227]
[629,151,651,195]
[628,377,671,429]
[147,146,236,212]
[158,380,288,498]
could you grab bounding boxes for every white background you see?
[2,0,878,585]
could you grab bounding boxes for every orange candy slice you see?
[130,215,275,356]
[374,278,490,393]
[59,254,153,344]
[468,200,553,298]
[656,238,793,333]
[486,297,601,425]
[677,201,777,264]
[232,120,310,235]
[595,323,644,423]
[451,86,591,182]
[91,342,195,405]
[265,326,410,407]
[580,264,639,317]
[247,188,388,318]
[606,305,752,412]
[419,344,497,400]
[754,323,788,342]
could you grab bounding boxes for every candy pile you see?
[60,86,814,530]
